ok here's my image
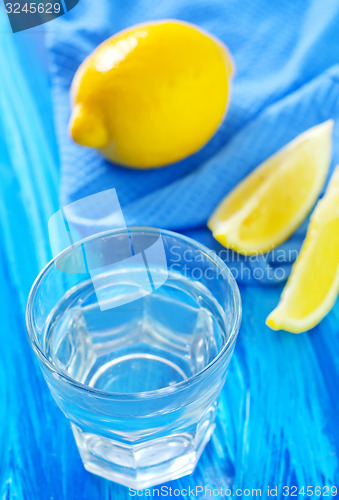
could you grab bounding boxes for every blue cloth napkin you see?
[46,0,339,283]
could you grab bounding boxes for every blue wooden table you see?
[0,15,338,500]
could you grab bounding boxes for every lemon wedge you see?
[266,165,339,333]
[208,121,333,255]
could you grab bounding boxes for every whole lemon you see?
[69,20,233,168]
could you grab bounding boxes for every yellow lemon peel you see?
[69,20,233,168]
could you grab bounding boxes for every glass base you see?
[71,419,215,489]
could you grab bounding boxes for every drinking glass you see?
[26,228,241,489]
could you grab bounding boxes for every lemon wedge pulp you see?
[208,121,333,255]
[266,165,339,333]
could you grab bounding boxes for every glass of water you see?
[26,228,241,489]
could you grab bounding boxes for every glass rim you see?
[26,226,241,400]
